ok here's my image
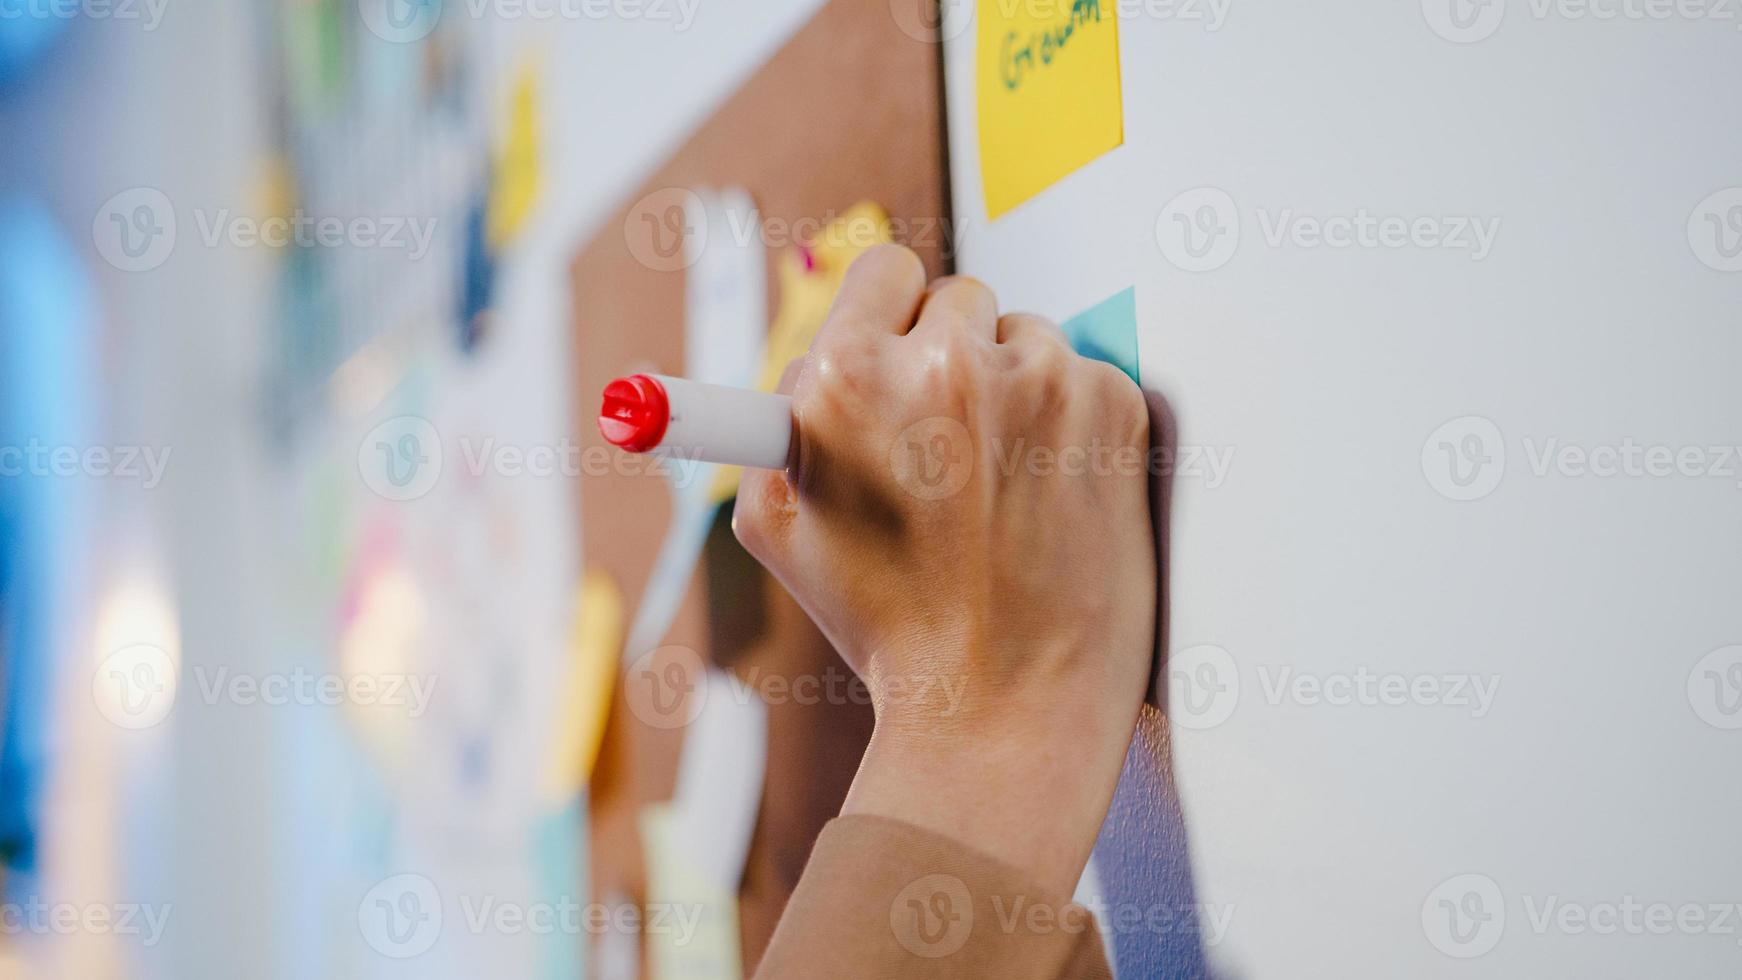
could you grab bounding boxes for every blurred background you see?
[0,2,843,977]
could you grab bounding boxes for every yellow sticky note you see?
[488,60,542,248]
[640,804,744,980]
[706,201,894,504]
[976,0,1123,220]
[540,569,624,803]
[254,153,295,222]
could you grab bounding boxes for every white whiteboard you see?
[945,5,1742,977]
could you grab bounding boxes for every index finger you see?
[813,244,927,346]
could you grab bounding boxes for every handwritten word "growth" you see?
[999,0,1111,91]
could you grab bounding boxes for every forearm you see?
[843,691,1136,902]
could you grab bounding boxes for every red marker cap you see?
[598,374,670,453]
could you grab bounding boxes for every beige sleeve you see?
[751,814,1113,980]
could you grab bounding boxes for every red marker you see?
[598,374,793,470]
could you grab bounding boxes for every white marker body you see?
[651,375,793,470]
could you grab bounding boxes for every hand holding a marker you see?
[602,245,1153,895]
[705,244,1153,897]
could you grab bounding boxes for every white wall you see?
[945,5,1742,977]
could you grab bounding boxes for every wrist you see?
[841,691,1137,899]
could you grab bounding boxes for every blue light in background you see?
[0,195,98,878]
[0,5,69,88]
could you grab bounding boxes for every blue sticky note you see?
[532,798,586,980]
[1061,287,1140,384]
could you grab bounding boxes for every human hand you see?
[733,244,1155,894]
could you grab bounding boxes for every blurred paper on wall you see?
[684,189,765,391]
[541,570,625,802]
[640,669,765,980]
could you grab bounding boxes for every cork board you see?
[568,0,951,973]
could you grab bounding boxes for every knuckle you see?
[1031,335,1074,373]
[867,241,922,271]
[812,318,878,361]
[946,275,996,310]
[916,323,969,365]
[1017,341,1073,406]
[929,305,971,334]
[1002,311,1060,343]
[852,243,925,289]
[804,337,880,403]
[808,344,850,385]
[1088,363,1149,446]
